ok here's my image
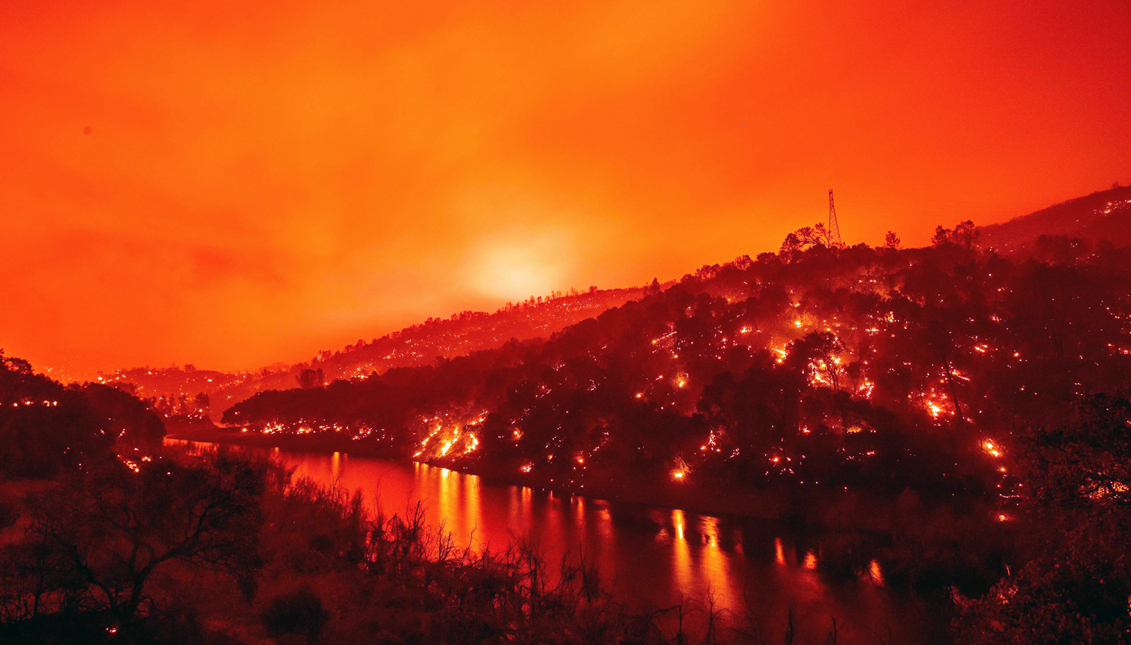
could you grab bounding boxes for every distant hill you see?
[104,285,652,419]
[980,184,1131,253]
[1,351,164,479]
[108,185,1131,422]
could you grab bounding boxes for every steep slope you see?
[0,351,164,479]
[106,286,650,418]
[221,236,1131,507]
[980,185,1131,253]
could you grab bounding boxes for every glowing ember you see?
[438,434,459,457]
[983,440,1002,458]
[869,560,884,585]
[803,552,818,570]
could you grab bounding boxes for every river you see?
[171,440,943,643]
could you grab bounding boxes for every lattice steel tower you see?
[828,189,843,248]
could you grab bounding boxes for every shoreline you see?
[166,428,997,535]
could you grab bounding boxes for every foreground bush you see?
[1,446,802,644]
[260,586,328,642]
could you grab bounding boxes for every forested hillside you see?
[104,286,648,422]
[223,224,1131,504]
[979,184,1131,253]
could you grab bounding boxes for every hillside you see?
[108,186,1131,423]
[0,351,164,480]
[979,184,1131,253]
[219,227,1131,517]
[104,285,650,420]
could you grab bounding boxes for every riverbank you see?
[166,427,1001,537]
[168,429,1013,604]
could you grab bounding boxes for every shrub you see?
[261,585,329,642]
[0,500,16,530]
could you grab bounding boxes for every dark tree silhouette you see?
[956,394,1131,642]
[16,450,268,622]
[884,230,901,249]
[297,368,324,389]
[79,382,165,446]
[0,351,113,479]
[932,220,979,250]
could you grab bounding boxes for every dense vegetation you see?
[222,224,1131,512]
[209,220,1131,641]
[953,393,1131,643]
[99,284,648,419]
[980,184,1131,253]
[1,444,853,645]
[5,193,1131,641]
[2,401,1128,643]
[0,352,163,480]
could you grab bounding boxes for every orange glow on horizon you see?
[2,0,1129,375]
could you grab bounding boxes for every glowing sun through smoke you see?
[467,230,575,301]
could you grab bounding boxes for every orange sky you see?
[2,0,1129,377]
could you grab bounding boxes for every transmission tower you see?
[827,189,843,248]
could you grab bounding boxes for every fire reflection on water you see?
[463,470,482,547]
[697,515,732,607]
[419,463,485,550]
[869,559,884,585]
[803,551,819,570]
[169,440,922,642]
[671,509,693,594]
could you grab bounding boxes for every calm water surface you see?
[173,440,941,643]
